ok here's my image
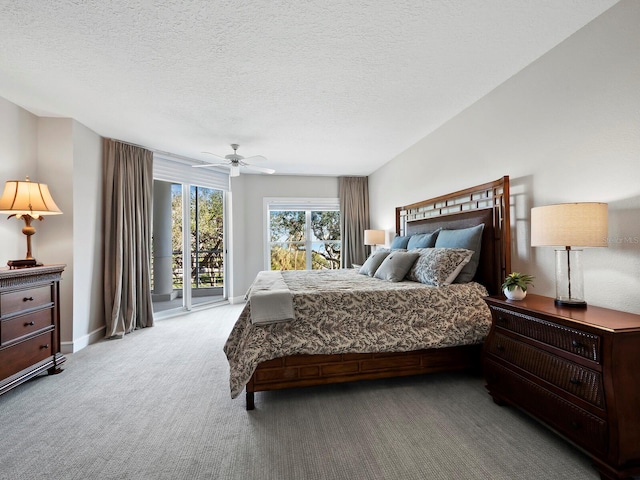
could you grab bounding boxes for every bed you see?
[225,176,511,409]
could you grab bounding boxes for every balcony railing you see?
[151,248,224,291]
[172,248,224,289]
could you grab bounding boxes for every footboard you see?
[245,344,482,409]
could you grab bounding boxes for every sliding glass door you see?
[189,185,225,305]
[151,180,226,314]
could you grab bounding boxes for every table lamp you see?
[531,202,607,307]
[0,176,62,267]
[364,229,385,253]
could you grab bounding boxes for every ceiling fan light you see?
[230,165,240,177]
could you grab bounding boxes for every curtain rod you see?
[107,138,150,150]
[107,138,205,165]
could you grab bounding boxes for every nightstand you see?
[482,294,640,480]
[0,265,66,396]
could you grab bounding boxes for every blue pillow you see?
[390,235,410,250]
[358,250,390,276]
[407,231,439,250]
[434,224,484,283]
[373,251,420,282]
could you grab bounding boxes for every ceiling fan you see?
[193,144,275,177]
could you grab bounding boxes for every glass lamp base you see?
[555,248,586,307]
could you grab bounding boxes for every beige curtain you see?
[103,139,154,338]
[339,176,370,268]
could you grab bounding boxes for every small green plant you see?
[501,272,535,292]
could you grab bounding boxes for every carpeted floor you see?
[0,303,605,480]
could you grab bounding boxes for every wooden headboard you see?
[395,176,511,295]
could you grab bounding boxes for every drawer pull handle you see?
[572,340,584,349]
[40,344,50,350]
[570,420,581,430]
[569,377,581,385]
[497,316,508,324]
[25,321,35,327]
[496,344,505,352]
[23,296,34,302]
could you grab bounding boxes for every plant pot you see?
[504,286,526,300]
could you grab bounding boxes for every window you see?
[265,198,341,271]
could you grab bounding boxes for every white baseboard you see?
[228,295,246,305]
[61,325,106,354]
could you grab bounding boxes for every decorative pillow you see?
[406,248,474,286]
[434,224,484,283]
[390,235,411,250]
[407,230,440,250]
[373,251,420,282]
[358,250,390,276]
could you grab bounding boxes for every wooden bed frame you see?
[245,176,511,410]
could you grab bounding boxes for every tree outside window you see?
[171,184,224,288]
[269,206,341,270]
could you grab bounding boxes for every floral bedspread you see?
[223,269,491,398]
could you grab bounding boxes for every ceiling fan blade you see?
[196,146,271,174]
[201,151,227,162]
[241,155,267,162]
[243,163,275,174]
[192,163,229,168]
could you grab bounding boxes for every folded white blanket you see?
[246,271,295,325]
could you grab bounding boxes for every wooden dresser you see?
[482,294,640,480]
[0,264,66,396]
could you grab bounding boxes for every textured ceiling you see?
[0,0,619,176]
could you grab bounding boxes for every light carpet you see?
[0,303,604,480]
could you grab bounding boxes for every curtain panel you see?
[339,176,370,268]
[103,139,154,338]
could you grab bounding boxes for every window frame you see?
[263,197,341,271]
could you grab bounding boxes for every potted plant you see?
[501,272,535,300]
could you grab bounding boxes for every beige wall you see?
[0,103,103,352]
[36,118,75,349]
[71,121,104,347]
[0,97,39,260]
[369,0,640,313]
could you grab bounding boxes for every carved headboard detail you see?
[395,176,511,295]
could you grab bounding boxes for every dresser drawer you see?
[490,305,601,363]
[1,308,54,346]
[485,359,608,455]
[1,285,53,317]
[486,331,605,408]
[0,331,54,380]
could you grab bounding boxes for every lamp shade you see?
[531,203,607,247]
[364,229,385,246]
[0,178,62,216]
